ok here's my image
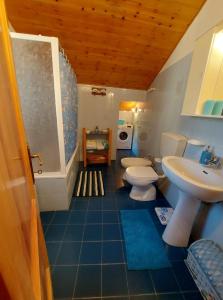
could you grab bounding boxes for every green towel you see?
[212,101,223,116]
[202,100,215,115]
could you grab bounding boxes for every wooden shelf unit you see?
[82,128,112,167]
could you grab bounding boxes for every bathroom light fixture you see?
[132,107,138,113]
[213,31,223,53]
[132,107,135,113]
[91,87,106,96]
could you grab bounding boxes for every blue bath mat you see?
[120,209,171,270]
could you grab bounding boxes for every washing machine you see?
[117,125,134,149]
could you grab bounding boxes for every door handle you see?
[27,146,43,183]
[30,153,43,166]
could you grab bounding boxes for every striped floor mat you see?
[74,170,105,197]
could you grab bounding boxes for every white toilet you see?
[123,132,187,201]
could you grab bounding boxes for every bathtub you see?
[35,145,79,211]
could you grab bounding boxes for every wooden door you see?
[0,1,53,299]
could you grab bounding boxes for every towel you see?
[96,140,104,150]
[86,140,97,150]
[86,139,109,150]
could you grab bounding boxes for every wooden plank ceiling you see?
[6,0,205,90]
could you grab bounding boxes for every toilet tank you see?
[160,132,187,157]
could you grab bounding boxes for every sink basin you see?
[162,156,223,202]
[162,156,223,247]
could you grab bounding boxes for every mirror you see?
[182,22,223,118]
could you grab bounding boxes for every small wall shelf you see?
[181,113,223,119]
[82,128,112,167]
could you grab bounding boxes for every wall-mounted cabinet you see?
[182,22,223,119]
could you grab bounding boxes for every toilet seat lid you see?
[121,157,152,168]
[126,166,158,181]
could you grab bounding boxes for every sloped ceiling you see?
[6,0,205,89]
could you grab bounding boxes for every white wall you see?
[147,0,223,246]
[78,84,146,160]
[118,111,133,124]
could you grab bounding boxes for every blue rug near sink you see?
[120,209,171,270]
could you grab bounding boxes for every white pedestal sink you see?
[162,156,223,247]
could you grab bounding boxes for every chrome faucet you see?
[207,156,222,169]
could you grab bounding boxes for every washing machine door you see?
[117,129,132,149]
[119,130,128,141]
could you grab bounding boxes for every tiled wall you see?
[132,109,153,157]
[147,54,223,159]
[78,84,147,160]
[59,52,78,164]
[146,54,223,246]
[118,111,133,124]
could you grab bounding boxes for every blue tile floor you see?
[41,152,202,300]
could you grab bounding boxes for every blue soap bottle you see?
[199,145,212,165]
